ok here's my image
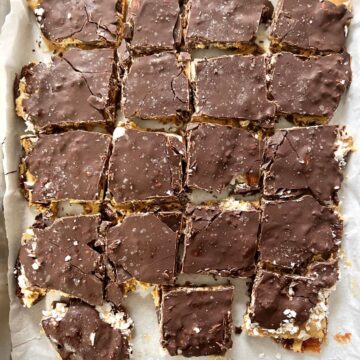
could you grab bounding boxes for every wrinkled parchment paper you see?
[1,0,360,359]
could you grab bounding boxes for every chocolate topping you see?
[32,0,121,46]
[259,196,342,271]
[160,286,234,356]
[263,126,350,202]
[19,48,117,131]
[108,128,185,205]
[307,259,339,289]
[186,0,273,49]
[123,52,190,121]
[193,55,275,127]
[42,300,130,360]
[182,206,260,277]
[106,213,182,285]
[104,257,133,307]
[186,123,262,193]
[271,0,352,54]
[19,215,104,305]
[250,266,337,330]
[269,52,351,119]
[127,0,181,53]
[23,131,112,203]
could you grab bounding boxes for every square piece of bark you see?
[28,0,124,48]
[182,203,260,277]
[20,130,112,210]
[192,55,275,128]
[108,127,185,208]
[16,49,118,132]
[244,260,339,352]
[122,52,191,123]
[185,0,273,51]
[126,0,182,54]
[106,212,183,286]
[16,215,104,307]
[269,52,351,125]
[258,196,342,272]
[186,122,263,194]
[262,125,352,203]
[42,299,132,360]
[270,0,352,54]
[159,286,234,357]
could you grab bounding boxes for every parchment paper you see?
[1,0,360,359]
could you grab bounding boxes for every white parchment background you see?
[1,0,360,359]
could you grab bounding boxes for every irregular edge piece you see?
[19,133,111,215]
[262,125,354,202]
[15,50,120,133]
[243,264,339,353]
[14,214,104,308]
[27,0,127,49]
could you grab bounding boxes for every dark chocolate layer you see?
[259,196,342,271]
[263,126,350,202]
[186,122,262,193]
[123,52,190,121]
[23,130,112,203]
[108,128,185,205]
[106,213,182,285]
[271,0,352,53]
[127,0,181,53]
[19,215,104,305]
[19,48,117,131]
[269,52,351,119]
[193,55,275,127]
[161,286,233,356]
[250,262,338,330]
[42,300,130,360]
[31,0,122,46]
[182,205,260,277]
[186,0,273,49]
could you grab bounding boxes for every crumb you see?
[334,332,352,344]
[234,326,242,335]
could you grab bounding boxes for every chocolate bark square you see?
[269,52,351,125]
[122,52,191,123]
[245,260,339,352]
[42,299,132,360]
[28,0,124,48]
[192,55,275,128]
[126,0,182,54]
[17,215,104,307]
[106,212,183,286]
[159,286,234,356]
[182,203,260,277]
[262,125,352,203]
[108,127,185,208]
[186,122,262,194]
[270,0,352,54]
[185,0,273,51]
[258,196,342,272]
[16,48,118,132]
[20,130,112,210]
